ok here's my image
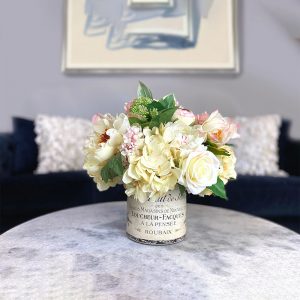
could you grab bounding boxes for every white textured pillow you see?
[35,115,92,174]
[232,115,287,176]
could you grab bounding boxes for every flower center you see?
[99,130,110,144]
[214,130,223,140]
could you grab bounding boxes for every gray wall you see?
[1,0,300,137]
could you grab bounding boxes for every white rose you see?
[179,146,220,195]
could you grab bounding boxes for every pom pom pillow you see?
[232,115,287,176]
[35,115,92,174]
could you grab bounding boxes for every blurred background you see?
[0,0,299,137]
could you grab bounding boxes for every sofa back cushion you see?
[232,115,287,176]
[0,134,14,177]
[35,115,92,174]
[13,117,38,174]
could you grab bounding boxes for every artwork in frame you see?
[63,0,239,73]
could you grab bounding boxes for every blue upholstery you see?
[12,117,38,175]
[0,118,299,234]
[0,172,126,233]
[189,175,300,233]
[0,133,14,177]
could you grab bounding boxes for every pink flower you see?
[198,111,239,145]
[195,112,209,125]
[121,126,143,157]
[92,113,102,125]
[124,100,134,114]
[196,110,239,145]
[172,108,195,125]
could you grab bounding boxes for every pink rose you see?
[198,111,239,145]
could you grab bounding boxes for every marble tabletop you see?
[0,202,299,300]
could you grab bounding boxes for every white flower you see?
[179,146,220,195]
[91,114,128,162]
[162,120,205,164]
[199,110,239,145]
[84,113,130,191]
[123,127,179,202]
[121,125,144,158]
[172,108,195,125]
[218,145,237,184]
[163,120,204,149]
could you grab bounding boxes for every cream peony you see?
[93,113,129,162]
[178,146,220,195]
[123,127,180,202]
[218,145,237,184]
[84,113,130,191]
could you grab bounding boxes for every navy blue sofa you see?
[0,118,299,234]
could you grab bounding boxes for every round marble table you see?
[0,203,299,300]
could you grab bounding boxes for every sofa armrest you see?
[0,133,14,177]
[285,139,300,176]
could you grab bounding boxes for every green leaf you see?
[178,184,186,196]
[142,119,159,129]
[146,101,165,112]
[159,94,176,109]
[207,145,230,157]
[137,81,153,99]
[208,177,228,200]
[142,107,177,129]
[129,117,144,126]
[100,153,124,183]
[157,107,177,124]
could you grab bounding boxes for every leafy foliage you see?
[129,83,177,129]
[101,153,124,183]
[159,94,176,109]
[129,117,144,126]
[178,184,186,196]
[144,107,177,129]
[137,81,153,99]
[207,145,230,157]
[208,177,228,200]
[205,140,230,157]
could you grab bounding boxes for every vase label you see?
[127,189,186,242]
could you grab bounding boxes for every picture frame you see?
[63,0,239,74]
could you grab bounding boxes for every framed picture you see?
[63,0,239,74]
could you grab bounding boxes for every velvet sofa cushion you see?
[0,171,126,232]
[189,175,300,233]
[0,134,14,177]
[1,172,299,233]
[189,175,300,217]
[12,117,38,174]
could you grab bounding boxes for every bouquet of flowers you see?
[84,82,239,203]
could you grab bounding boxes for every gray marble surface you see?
[0,202,299,300]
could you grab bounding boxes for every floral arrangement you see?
[84,82,239,203]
